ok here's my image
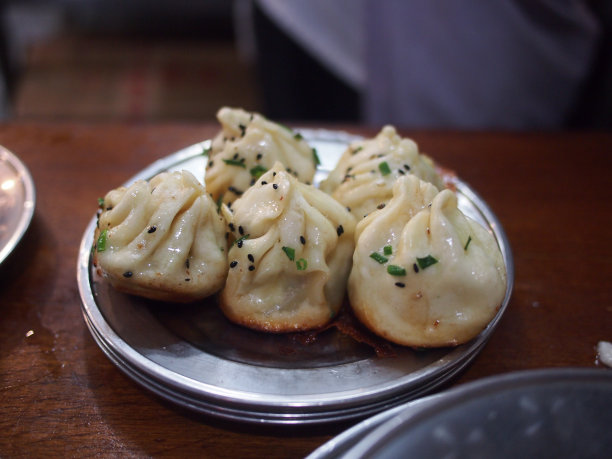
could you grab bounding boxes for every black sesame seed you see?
[185,259,190,268]
[377,203,386,209]
[238,225,244,235]
[208,161,214,167]
[256,153,263,160]
[413,263,419,273]
[229,223,235,232]
[106,206,113,211]
[398,169,406,175]
[395,282,405,288]
[404,164,411,171]
[237,240,244,248]
[300,236,306,245]
[230,260,238,268]
[233,152,239,160]
[185,278,191,282]
[123,271,133,278]
[337,225,344,236]
[273,183,278,190]
[273,172,277,177]
[148,226,157,233]
[247,253,254,262]
[261,181,268,185]
[248,265,255,271]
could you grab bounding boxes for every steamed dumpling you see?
[220,162,356,332]
[93,170,228,302]
[348,175,507,347]
[320,126,444,220]
[205,107,317,206]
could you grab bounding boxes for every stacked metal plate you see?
[307,368,612,458]
[77,129,514,425]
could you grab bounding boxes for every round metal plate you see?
[77,129,514,425]
[0,146,35,265]
[340,368,612,458]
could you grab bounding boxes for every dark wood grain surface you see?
[0,122,610,457]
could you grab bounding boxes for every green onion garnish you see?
[383,245,392,256]
[387,265,406,276]
[232,234,250,247]
[96,229,108,252]
[201,145,212,156]
[216,194,223,213]
[464,236,472,251]
[223,158,247,168]
[416,255,438,269]
[250,165,267,178]
[296,258,307,270]
[294,132,303,141]
[370,252,388,264]
[312,148,321,166]
[282,246,295,261]
[379,161,391,176]
[97,197,104,208]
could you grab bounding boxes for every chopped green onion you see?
[383,245,392,256]
[223,158,247,168]
[250,165,267,178]
[296,258,307,270]
[370,252,388,264]
[232,234,250,247]
[282,246,295,261]
[416,255,438,270]
[464,236,472,251]
[294,132,303,141]
[97,197,104,208]
[351,146,363,155]
[201,145,212,156]
[387,264,406,276]
[379,161,391,176]
[312,148,321,166]
[216,194,223,213]
[96,229,108,252]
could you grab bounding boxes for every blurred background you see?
[0,0,610,129]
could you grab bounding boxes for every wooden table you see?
[1,122,610,457]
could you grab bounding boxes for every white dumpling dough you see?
[94,170,228,302]
[349,175,507,347]
[220,162,356,332]
[206,106,317,205]
[320,125,444,220]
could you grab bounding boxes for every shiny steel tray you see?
[77,129,514,425]
[0,146,35,265]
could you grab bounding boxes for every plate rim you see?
[76,128,514,424]
[0,145,36,265]
[342,367,612,458]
